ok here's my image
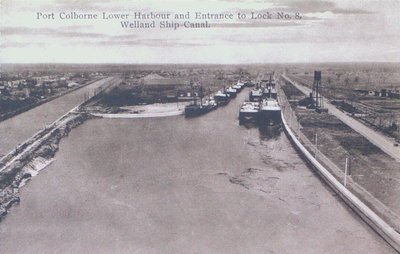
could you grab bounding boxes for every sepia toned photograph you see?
[0,0,400,253]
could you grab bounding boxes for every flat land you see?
[288,65,400,140]
[281,80,400,230]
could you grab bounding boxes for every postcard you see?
[1,1,400,253]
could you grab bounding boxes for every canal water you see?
[0,77,115,156]
[0,89,395,253]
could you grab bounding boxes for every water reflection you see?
[239,119,282,140]
[258,124,282,140]
[239,121,258,129]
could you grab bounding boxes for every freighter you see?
[261,73,276,99]
[232,83,242,92]
[249,88,263,102]
[184,96,217,117]
[184,103,208,117]
[270,87,277,99]
[263,87,277,99]
[259,98,281,126]
[244,80,255,87]
[184,91,208,117]
[258,72,281,126]
[203,97,218,111]
[239,80,246,89]
[225,87,237,98]
[214,90,230,105]
[239,101,260,124]
[184,83,218,117]
[233,80,245,92]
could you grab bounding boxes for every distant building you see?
[67,82,79,88]
[10,89,27,98]
[388,90,400,99]
[367,88,400,98]
[138,73,189,100]
[353,89,368,95]
[0,85,5,95]
[24,88,30,98]
[10,79,26,88]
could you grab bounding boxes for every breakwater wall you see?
[0,113,90,220]
[0,77,118,221]
[91,110,183,119]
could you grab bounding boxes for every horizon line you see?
[2,61,400,65]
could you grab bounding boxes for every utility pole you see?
[298,122,301,138]
[334,73,342,102]
[314,132,318,158]
[344,157,349,187]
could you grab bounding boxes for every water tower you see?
[312,71,328,113]
[313,71,323,109]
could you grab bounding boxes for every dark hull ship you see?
[239,101,260,124]
[214,90,230,106]
[259,98,282,126]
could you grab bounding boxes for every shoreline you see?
[0,101,185,220]
[281,108,400,252]
[0,77,117,221]
[280,75,400,217]
[278,75,400,251]
[0,113,90,221]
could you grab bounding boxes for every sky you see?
[1,0,400,64]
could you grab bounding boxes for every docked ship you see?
[203,97,218,111]
[258,72,281,125]
[244,79,255,87]
[238,80,245,89]
[225,87,237,98]
[184,103,209,117]
[261,73,276,99]
[214,90,230,106]
[184,95,218,117]
[262,87,277,99]
[270,87,277,99]
[249,88,263,102]
[232,83,242,93]
[233,80,244,92]
[259,98,282,126]
[184,84,217,117]
[239,101,260,124]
